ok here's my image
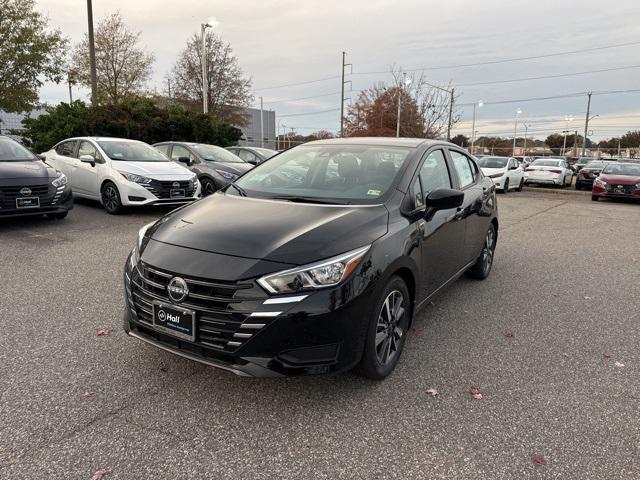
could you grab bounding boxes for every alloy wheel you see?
[375,290,406,365]
[102,185,118,212]
[482,228,496,274]
[203,180,216,196]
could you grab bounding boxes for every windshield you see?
[192,144,245,163]
[98,140,169,162]
[0,137,36,161]
[479,157,509,169]
[602,163,640,176]
[532,160,561,167]
[233,144,412,203]
[584,161,606,169]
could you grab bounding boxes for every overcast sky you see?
[38,0,640,140]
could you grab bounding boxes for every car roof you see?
[303,137,448,148]
[63,137,143,143]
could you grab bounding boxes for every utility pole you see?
[86,0,98,104]
[67,72,73,103]
[582,92,592,157]
[201,23,209,114]
[447,88,454,141]
[617,138,621,158]
[167,79,171,99]
[260,96,264,148]
[512,108,521,156]
[574,130,579,157]
[340,52,352,137]
[523,124,529,154]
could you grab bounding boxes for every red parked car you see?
[592,162,640,202]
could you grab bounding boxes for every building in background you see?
[0,110,45,139]
[236,107,276,149]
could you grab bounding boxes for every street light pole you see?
[447,88,455,141]
[582,92,592,157]
[201,23,209,114]
[523,123,529,154]
[86,0,98,104]
[470,100,483,154]
[512,108,521,156]
[259,96,264,148]
[396,73,411,138]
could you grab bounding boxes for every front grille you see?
[127,262,268,352]
[0,183,60,209]
[144,179,196,199]
[606,184,635,194]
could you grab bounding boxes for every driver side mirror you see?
[37,154,46,161]
[79,154,96,167]
[177,156,192,166]
[425,188,464,212]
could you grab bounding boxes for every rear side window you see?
[55,140,76,157]
[450,150,476,188]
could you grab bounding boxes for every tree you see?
[20,98,242,153]
[170,32,253,126]
[0,0,68,112]
[70,13,154,104]
[343,68,459,138]
[450,134,469,147]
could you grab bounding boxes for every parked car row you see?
[477,156,525,193]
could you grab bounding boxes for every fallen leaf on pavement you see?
[426,388,439,397]
[91,469,108,480]
[614,361,625,368]
[413,327,425,333]
[470,385,482,400]
[503,331,514,338]
[82,391,95,398]
[603,352,611,359]
[532,454,546,465]
[583,295,592,300]
[159,366,168,373]
[97,328,112,336]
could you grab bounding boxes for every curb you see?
[522,186,590,197]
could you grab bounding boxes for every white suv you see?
[43,137,201,214]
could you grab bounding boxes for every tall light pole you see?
[86,0,98,104]
[582,92,592,157]
[470,100,483,154]
[259,96,264,148]
[340,52,352,137]
[561,115,574,155]
[523,123,530,155]
[277,120,286,150]
[201,18,218,114]
[396,73,412,138]
[512,108,522,156]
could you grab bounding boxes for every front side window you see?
[78,141,101,161]
[234,144,413,204]
[0,137,36,161]
[450,150,476,188]
[238,150,257,163]
[154,144,169,156]
[171,145,194,161]
[419,150,451,195]
[97,140,169,162]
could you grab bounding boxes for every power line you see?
[264,91,340,105]
[352,40,640,75]
[254,75,341,92]
[278,107,341,118]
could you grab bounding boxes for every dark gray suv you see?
[154,142,253,196]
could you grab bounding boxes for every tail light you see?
[549,169,562,174]
[525,167,535,172]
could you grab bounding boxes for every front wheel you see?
[101,182,123,214]
[592,195,599,202]
[200,177,217,196]
[356,276,410,380]
[466,223,497,280]
[516,178,524,192]
[502,178,509,193]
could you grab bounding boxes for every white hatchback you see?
[524,158,574,188]
[478,156,524,192]
[43,137,201,214]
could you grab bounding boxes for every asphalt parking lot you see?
[1,191,639,479]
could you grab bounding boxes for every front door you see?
[74,140,101,197]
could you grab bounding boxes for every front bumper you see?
[0,184,73,218]
[119,179,201,207]
[592,184,640,199]
[123,252,375,377]
[489,176,506,189]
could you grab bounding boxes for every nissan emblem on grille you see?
[167,277,189,303]
[20,187,32,196]
[172,181,180,188]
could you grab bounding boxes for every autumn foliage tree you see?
[70,13,154,104]
[170,32,253,126]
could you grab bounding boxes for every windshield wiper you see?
[268,195,348,205]
[228,183,247,197]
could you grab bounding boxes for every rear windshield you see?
[602,163,640,176]
[478,157,508,168]
[584,161,606,168]
[532,160,561,167]
[0,137,35,161]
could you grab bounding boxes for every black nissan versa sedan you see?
[0,136,72,219]
[123,138,498,379]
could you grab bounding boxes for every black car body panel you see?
[124,138,498,376]
[0,139,73,218]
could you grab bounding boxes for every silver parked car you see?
[226,146,278,165]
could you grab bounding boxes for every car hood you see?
[599,174,640,185]
[481,167,506,176]
[112,161,193,178]
[148,193,389,265]
[205,161,253,175]
[0,160,57,182]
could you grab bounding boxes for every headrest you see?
[338,155,359,177]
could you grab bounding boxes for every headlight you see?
[594,178,607,187]
[635,183,640,189]
[257,245,370,294]
[488,172,505,179]
[215,169,238,181]
[51,172,67,187]
[120,172,152,184]
[132,221,155,265]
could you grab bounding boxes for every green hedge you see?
[20,98,243,153]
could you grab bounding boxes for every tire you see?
[200,177,217,196]
[591,195,599,202]
[516,178,524,192]
[575,182,581,190]
[466,223,497,280]
[47,211,68,220]
[356,275,411,380]
[502,178,509,194]
[101,182,123,214]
